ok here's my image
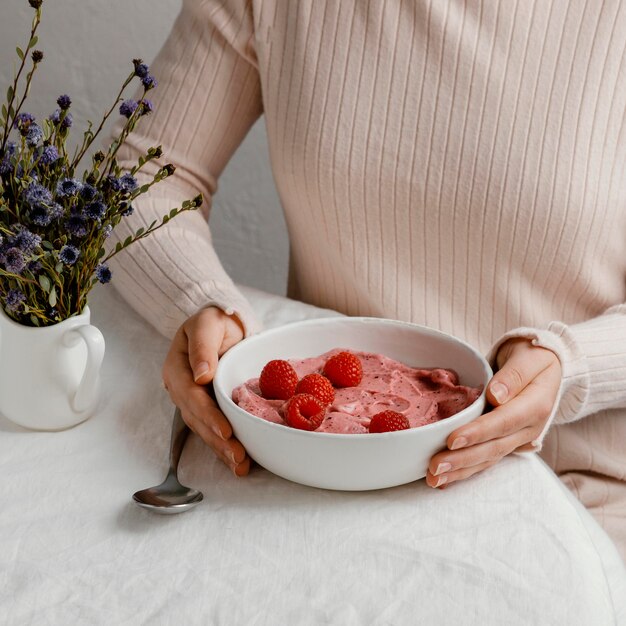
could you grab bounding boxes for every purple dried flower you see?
[134,62,149,78]
[80,184,97,201]
[13,112,35,133]
[119,173,137,192]
[27,259,42,273]
[121,204,134,217]
[25,123,43,147]
[50,202,64,219]
[66,214,89,237]
[59,244,80,266]
[105,175,122,192]
[12,228,42,254]
[31,50,43,63]
[28,0,42,9]
[38,145,59,165]
[102,224,113,238]
[56,177,83,198]
[141,75,157,90]
[49,109,73,129]
[119,99,138,118]
[4,248,26,274]
[0,142,16,175]
[5,289,26,312]
[95,263,112,284]
[29,204,53,226]
[57,94,71,110]
[85,200,106,220]
[24,182,53,207]
[139,99,153,116]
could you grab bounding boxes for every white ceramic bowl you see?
[214,317,492,491]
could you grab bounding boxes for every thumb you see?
[488,340,554,405]
[184,313,223,385]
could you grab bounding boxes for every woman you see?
[111,0,626,559]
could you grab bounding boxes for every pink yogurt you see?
[232,349,483,434]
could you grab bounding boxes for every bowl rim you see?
[214,316,492,440]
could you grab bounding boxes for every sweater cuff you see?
[198,282,262,338]
[486,304,626,448]
[485,327,578,450]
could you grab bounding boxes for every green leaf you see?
[162,215,170,224]
[7,85,14,103]
[139,184,150,194]
[169,208,178,218]
[30,315,39,326]
[38,274,51,292]
[42,240,53,250]
[48,286,57,308]
[16,47,24,60]
[135,227,144,237]
[97,247,105,259]
[29,35,38,48]
[55,262,63,273]
[1,104,6,121]
[123,235,132,247]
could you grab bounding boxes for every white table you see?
[1,286,625,625]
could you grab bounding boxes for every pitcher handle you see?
[64,324,105,413]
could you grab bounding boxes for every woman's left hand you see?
[425,338,562,489]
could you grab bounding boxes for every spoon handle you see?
[169,407,190,476]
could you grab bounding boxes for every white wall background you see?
[0,0,289,296]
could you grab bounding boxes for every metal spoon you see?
[132,407,203,514]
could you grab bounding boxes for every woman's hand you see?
[162,306,250,476]
[425,338,561,489]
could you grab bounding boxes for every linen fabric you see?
[108,0,626,558]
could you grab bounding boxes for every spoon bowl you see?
[132,407,204,514]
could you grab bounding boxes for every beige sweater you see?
[111,0,626,551]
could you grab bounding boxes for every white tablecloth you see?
[1,286,625,626]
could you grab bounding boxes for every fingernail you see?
[450,436,467,450]
[490,382,508,404]
[434,475,448,488]
[434,462,452,476]
[193,361,210,382]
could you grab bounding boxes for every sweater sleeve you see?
[486,304,626,449]
[107,0,263,339]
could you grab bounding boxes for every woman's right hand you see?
[162,306,250,476]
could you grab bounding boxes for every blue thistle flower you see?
[30,204,53,226]
[105,175,122,192]
[24,182,53,207]
[49,109,73,129]
[25,123,43,147]
[95,263,112,284]
[0,142,16,175]
[134,62,149,78]
[119,173,137,192]
[3,248,26,274]
[85,200,107,220]
[121,204,134,216]
[119,99,138,118]
[57,94,71,110]
[141,75,157,90]
[13,112,35,134]
[27,259,42,273]
[66,214,89,237]
[56,177,83,198]
[38,145,59,165]
[12,227,42,254]
[5,289,26,312]
[59,244,80,266]
[80,184,97,201]
[139,99,153,116]
[50,203,64,220]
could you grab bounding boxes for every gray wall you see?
[0,0,288,295]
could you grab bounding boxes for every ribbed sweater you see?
[110,0,626,539]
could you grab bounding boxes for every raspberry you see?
[295,373,335,405]
[284,393,326,431]
[368,410,410,433]
[259,359,298,400]
[323,351,363,387]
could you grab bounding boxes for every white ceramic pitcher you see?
[0,305,105,430]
